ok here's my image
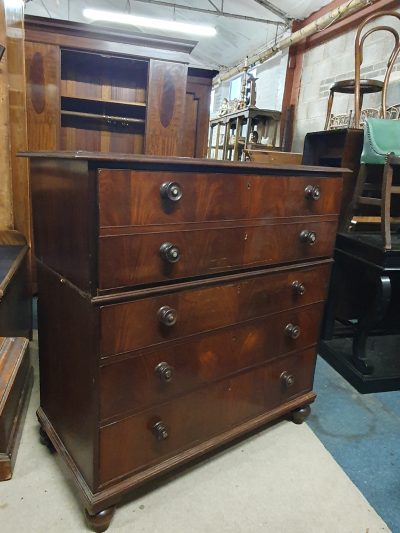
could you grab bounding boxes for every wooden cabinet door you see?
[181,74,212,157]
[145,59,188,156]
[25,42,60,150]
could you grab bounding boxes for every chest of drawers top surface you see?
[26,152,345,295]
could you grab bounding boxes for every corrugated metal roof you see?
[24,0,332,68]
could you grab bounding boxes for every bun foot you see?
[85,506,116,532]
[39,426,55,452]
[291,405,311,425]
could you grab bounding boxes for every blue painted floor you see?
[308,356,400,533]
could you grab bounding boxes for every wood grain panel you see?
[30,159,96,292]
[5,2,30,241]
[98,220,338,290]
[100,303,324,420]
[25,41,60,150]
[145,59,188,156]
[98,170,342,227]
[99,348,316,485]
[37,265,98,490]
[0,5,12,229]
[183,73,213,157]
[100,262,331,356]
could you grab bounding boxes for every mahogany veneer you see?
[25,152,345,530]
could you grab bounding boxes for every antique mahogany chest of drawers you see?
[25,152,343,531]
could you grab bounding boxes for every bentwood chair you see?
[325,11,400,130]
[345,12,400,249]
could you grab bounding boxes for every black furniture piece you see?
[320,231,400,393]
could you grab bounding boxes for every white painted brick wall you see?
[292,10,400,152]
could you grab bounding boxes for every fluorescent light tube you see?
[83,8,217,37]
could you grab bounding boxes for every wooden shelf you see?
[61,110,145,125]
[60,94,147,108]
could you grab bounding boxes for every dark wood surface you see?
[302,128,363,229]
[320,231,400,393]
[98,219,337,290]
[37,263,98,490]
[100,304,324,421]
[98,347,316,487]
[145,60,188,156]
[0,245,32,338]
[30,158,96,293]
[30,153,342,527]
[25,41,60,151]
[98,170,342,226]
[0,337,33,480]
[100,262,331,357]
[22,150,347,174]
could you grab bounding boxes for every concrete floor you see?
[0,336,391,533]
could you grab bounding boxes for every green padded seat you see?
[361,118,400,165]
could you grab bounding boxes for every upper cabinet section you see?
[24,17,216,157]
[60,50,148,154]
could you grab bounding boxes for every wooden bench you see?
[0,230,33,480]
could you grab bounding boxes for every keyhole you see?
[247,183,251,190]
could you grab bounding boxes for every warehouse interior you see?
[0,1,399,532]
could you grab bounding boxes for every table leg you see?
[352,274,391,374]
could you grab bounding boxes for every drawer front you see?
[98,170,342,227]
[100,303,324,421]
[99,348,316,486]
[98,220,337,290]
[100,262,331,357]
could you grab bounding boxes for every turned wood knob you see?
[158,305,177,326]
[304,184,321,201]
[280,371,295,388]
[285,323,301,339]
[160,181,182,202]
[160,242,181,263]
[152,421,169,441]
[292,280,306,296]
[299,230,316,246]
[155,362,174,382]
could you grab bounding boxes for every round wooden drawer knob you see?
[299,230,316,246]
[160,242,181,263]
[160,181,183,202]
[280,371,296,388]
[152,421,169,441]
[158,305,177,326]
[304,185,321,201]
[155,362,174,382]
[285,323,301,339]
[292,280,306,295]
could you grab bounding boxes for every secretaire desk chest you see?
[23,151,344,531]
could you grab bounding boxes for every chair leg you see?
[324,91,334,130]
[344,164,368,229]
[381,159,393,250]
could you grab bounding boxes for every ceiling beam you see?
[129,0,287,26]
[252,0,291,23]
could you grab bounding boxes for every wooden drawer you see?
[100,302,324,421]
[98,220,337,290]
[100,262,331,357]
[99,347,316,486]
[98,170,342,227]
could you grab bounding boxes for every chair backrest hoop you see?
[354,11,400,129]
